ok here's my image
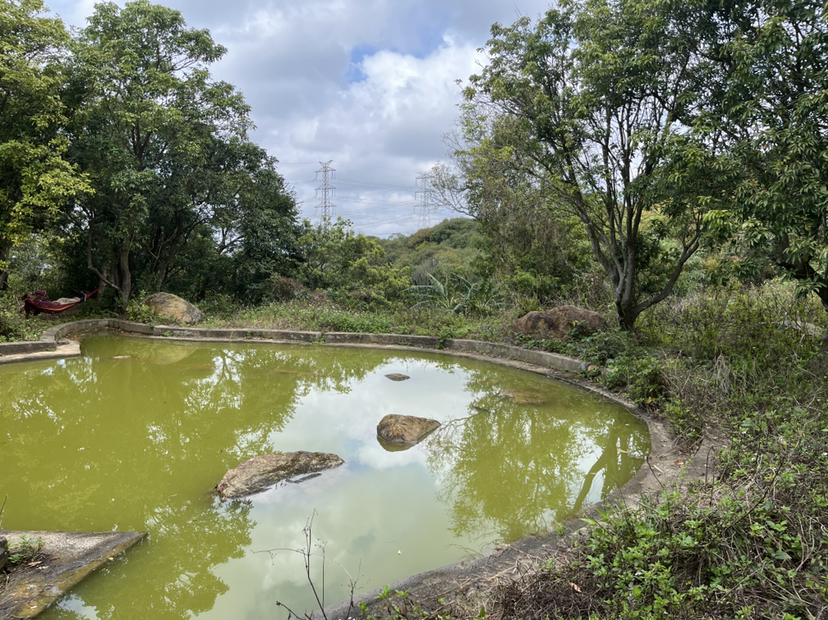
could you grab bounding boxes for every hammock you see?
[22,285,104,318]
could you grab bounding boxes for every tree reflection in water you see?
[0,335,648,619]
[0,334,387,619]
[425,367,648,546]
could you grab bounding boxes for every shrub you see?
[0,292,39,342]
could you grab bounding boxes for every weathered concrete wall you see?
[0,317,704,620]
[0,320,586,375]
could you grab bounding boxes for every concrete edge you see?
[0,318,714,619]
[0,529,146,618]
[0,319,585,374]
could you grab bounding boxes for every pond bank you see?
[0,319,718,618]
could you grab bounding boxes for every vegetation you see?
[4,0,828,617]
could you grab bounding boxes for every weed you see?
[125,298,162,325]
[258,512,360,620]
[408,273,504,316]
[8,534,44,565]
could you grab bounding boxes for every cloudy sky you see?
[46,0,551,237]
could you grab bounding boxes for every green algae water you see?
[0,334,649,619]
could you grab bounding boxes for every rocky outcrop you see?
[216,451,344,499]
[514,305,607,339]
[143,292,203,325]
[385,373,410,381]
[377,414,440,448]
[0,537,7,572]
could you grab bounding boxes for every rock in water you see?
[143,292,203,325]
[216,451,344,499]
[384,373,410,381]
[377,414,440,448]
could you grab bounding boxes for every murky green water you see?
[0,333,649,619]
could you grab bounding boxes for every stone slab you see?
[0,529,146,618]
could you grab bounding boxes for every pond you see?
[0,333,649,619]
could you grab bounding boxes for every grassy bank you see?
[479,284,828,620]
[3,282,828,618]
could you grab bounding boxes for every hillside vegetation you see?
[3,0,828,617]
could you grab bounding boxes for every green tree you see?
[435,108,595,302]
[0,0,91,291]
[701,0,828,329]
[67,0,260,306]
[461,0,724,329]
[379,218,483,285]
[296,217,409,302]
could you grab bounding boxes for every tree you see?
[296,217,409,302]
[0,0,91,291]
[701,0,828,323]
[67,0,262,306]
[462,0,725,329]
[434,107,595,302]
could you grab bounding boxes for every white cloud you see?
[47,0,552,235]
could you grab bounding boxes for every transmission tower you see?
[415,172,436,230]
[315,160,336,224]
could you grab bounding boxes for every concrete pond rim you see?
[0,319,721,618]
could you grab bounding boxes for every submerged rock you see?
[377,414,440,448]
[143,292,203,325]
[500,389,546,406]
[385,373,410,381]
[216,451,344,499]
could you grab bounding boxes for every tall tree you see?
[68,0,255,305]
[701,0,828,322]
[462,0,724,329]
[0,0,91,290]
[435,105,594,302]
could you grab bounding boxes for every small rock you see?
[216,451,344,499]
[385,373,410,382]
[377,414,440,448]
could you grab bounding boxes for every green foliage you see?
[7,534,43,565]
[0,0,92,290]
[63,0,296,307]
[459,0,723,330]
[699,0,828,315]
[602,353,666,408]
[0,292,39,341]
[125,296,162,325]
[296,218,409,304]
[408,273,503,316]
[638,281,821,364]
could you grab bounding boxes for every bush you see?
[0,292,40,342]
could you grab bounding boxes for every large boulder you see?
[216,451,344,500]
[143,292,202,325]
[514,305,607,339]
[377,414,440,448]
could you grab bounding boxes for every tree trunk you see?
[119,241,132,306]
[0,242,10,291]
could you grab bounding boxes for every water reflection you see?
[0,335,649,619]
[426,368,647,544]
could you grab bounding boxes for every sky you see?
[46,0,552,237]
